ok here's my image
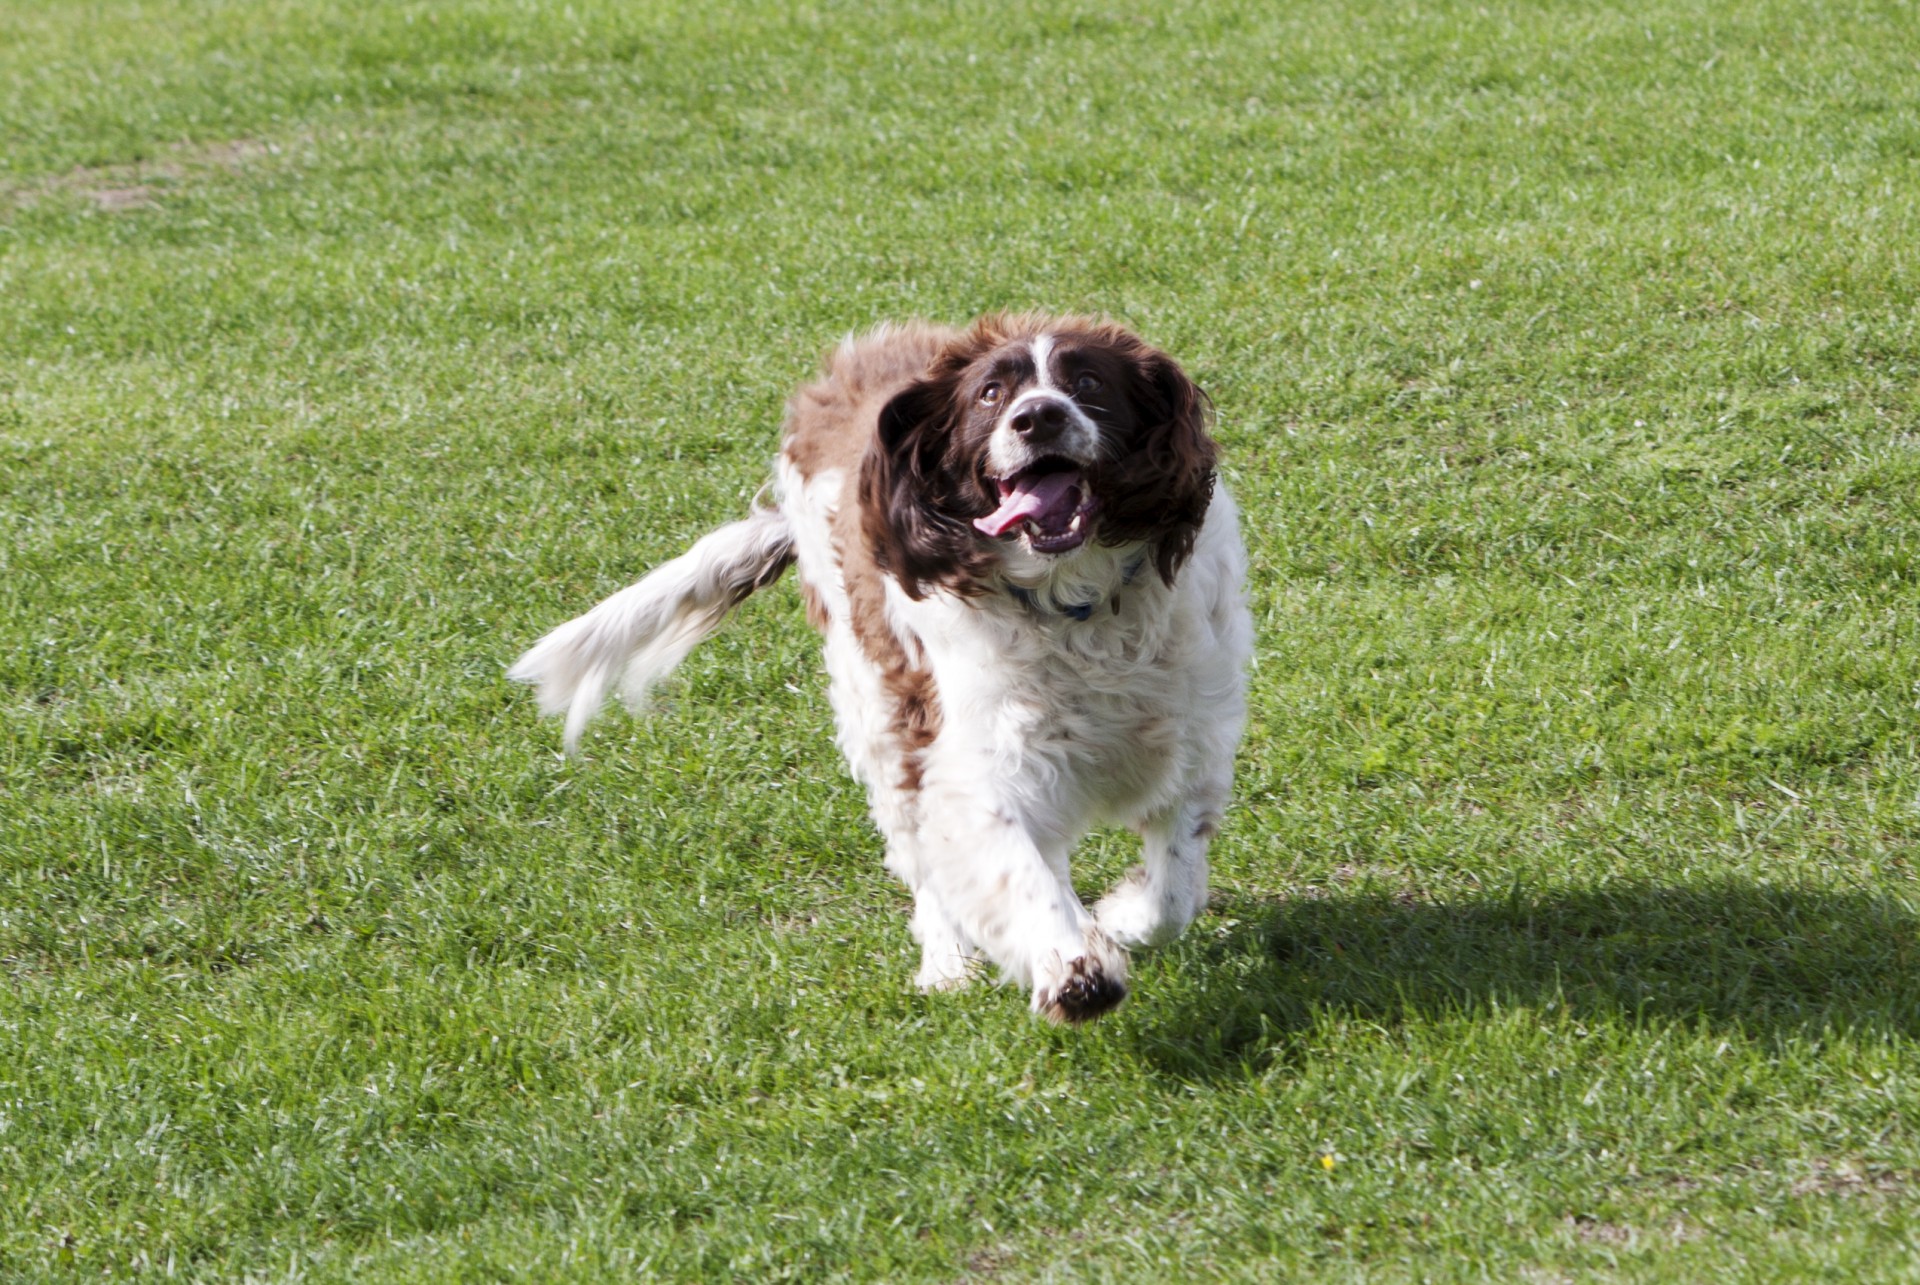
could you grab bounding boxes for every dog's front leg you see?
[912,794,1128,1024]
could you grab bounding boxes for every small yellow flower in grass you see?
[1320,1153,1337,1171]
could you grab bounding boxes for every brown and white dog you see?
[510,314,1251,1022]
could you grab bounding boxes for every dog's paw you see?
[1036,952,1121,1021]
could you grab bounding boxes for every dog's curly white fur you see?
[511,314,1252,1023]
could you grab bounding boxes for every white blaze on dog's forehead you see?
[1030,335,1056,390]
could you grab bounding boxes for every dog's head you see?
[859,314,1216,597]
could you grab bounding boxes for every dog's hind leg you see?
[1094,797,1221,951]
[883,833,984,993]
[908,886,980,991]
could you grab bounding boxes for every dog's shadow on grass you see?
[1129,880,1920,1079]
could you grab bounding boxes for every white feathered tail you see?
[508,507,795,753]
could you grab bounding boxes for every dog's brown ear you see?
[1100,348,1217,584]
[860,377,997,598]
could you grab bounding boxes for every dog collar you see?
[1005,554,1145,621]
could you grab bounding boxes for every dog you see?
[510,314,1251,1023]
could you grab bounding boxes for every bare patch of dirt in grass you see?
[956,1244,1018,1278]
[767,912,822,936]
[5,138,276,213]
[85,185,157,211]
[1568,1213,1704,1246]
[1569,1213,1636,1245]
[1557,1163,1904,1257]
[1789,1159,1911,1200]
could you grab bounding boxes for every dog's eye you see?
[980,383,1004,405]
[1073,373,1102,397]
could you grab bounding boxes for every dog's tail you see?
[508,506,795,753]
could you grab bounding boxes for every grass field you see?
[5,0,1920,1277]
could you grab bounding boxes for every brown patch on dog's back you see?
[799,580,831,630]
[781,325,954,789]
[781,323,958,483]
[838,510,944,789]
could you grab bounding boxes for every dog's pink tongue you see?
[973,471,1082,537]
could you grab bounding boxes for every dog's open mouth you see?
[972,457,1098,554]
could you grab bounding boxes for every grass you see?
[4,0,1920,1277]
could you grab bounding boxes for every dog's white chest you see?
[913,590,1194,824]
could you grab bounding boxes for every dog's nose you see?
[1010,399,1070,437]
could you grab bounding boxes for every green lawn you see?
[5,0,1920,1277]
